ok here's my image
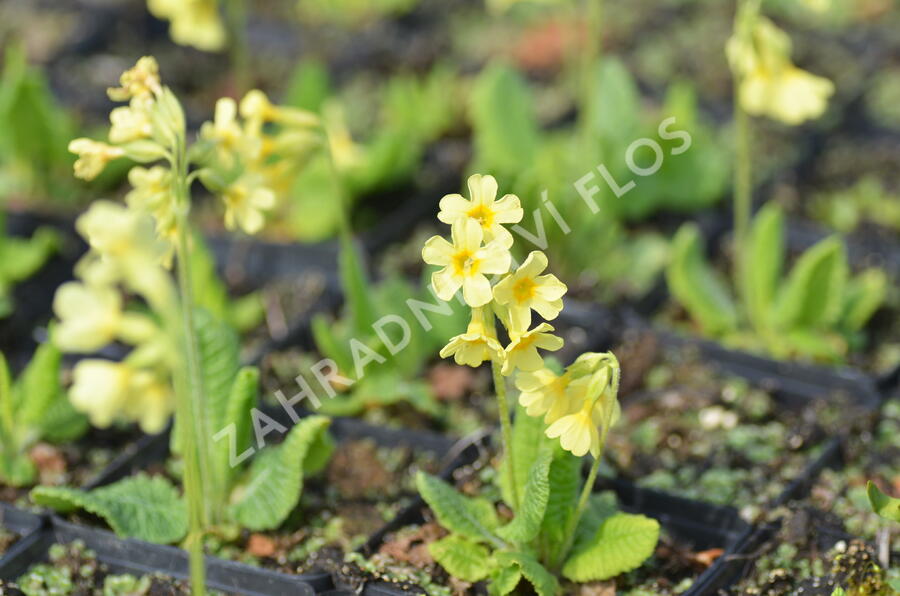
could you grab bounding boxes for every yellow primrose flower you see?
[727,16,833,125]
[125,166,177,242]
[493,251,567,330]
[516,367,590,425]
[545,355,621,457]
[438,174,524,248]
[739,65,834,125]
[53,282,122,353]
[324,103,364,172]
[69,360,133,429]
[546,398,601,458]
[68,139,125,180]
[124,370,174,433]
[222,176,277,234]
[439,309,504,367]
[422,218,512,307]
[107,56,161,101]
[77,200,168,266]
[501,322,563,375]
[147,0,226,52]
[240,90,319,129]
[200,97,249,167]
[109,100,153,144]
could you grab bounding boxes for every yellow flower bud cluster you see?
[53,201,177,434]
[422,174,620,457]
[727,4,833,125]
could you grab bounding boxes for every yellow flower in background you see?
[516,367,590,425]
[68,139,125,180]
[53,282,122,353]
[109,100,153,144]
[124,371,174,433]
[493,251,567,330]
[501,322,563,375]
[438,174,524,248]
[222,176,277,234]
[125,166,177,243]
[423,218,511,307]
[727,14,833,125]
[147,0,226,52]
[323,103,364,172]
[439,308,504,367]
[740,66,834,125]
[77,201,168,267]
[107,56,161,101]
[240,90,319,130]
[201,97,248,167]
[69,360,133,429]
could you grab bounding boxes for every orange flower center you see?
[466,203,495,228]
[512,276,537,303]
[452,250,480,276]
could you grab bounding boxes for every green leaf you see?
[212,367,259,486]
[285,59,331,112]
[840,268,886,333]
[31,474,188,544]
[310,313,354,376]
[195,307,240,436]
[741,204,784,332]
[867,481,900,523]
[666,224,738,336]
[494,551,558,596]
[540,449,581,557]
[500,403,553,510]
[14,341,62,426]
[429,535,493,582]
[488,565,522,596]
[774,237,847,331]
[562,513,660,582]
[227,416,332,531]
[497,450,551,545]
[470,63,539,178]
[339,231,379,339]
[416,472,502,546]
[0,228,58,285]
[39,393,88,443]
[189,231,230,324]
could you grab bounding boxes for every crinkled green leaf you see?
[495,551,558,596]
[429,535,493,582]
[14,342,61,426]
[562,512,660,582]
[340,231,379,339]
[540,448,581,558]
[227,415,332,531]
[666,224,738,336]
[488,564,522,596]
[867,481,900,523]
[212,366,259,486]
[775,237,847,331]
[497,450,551,545]
[31,474,187,544]
[416,472,502,546]
[500,403,553,510]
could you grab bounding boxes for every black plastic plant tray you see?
[0,503,46,574]
[0,516,319,596]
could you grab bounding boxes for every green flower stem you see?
[225,0,250,94]
[171,137,210,596]
[491,357,520,512]
[732,0,757,298]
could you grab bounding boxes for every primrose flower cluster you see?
[423,174,621,457]
[54,201,177,433]
[69,56,319,237]
[727,1,834,125]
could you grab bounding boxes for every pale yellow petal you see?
[422,235,455,266]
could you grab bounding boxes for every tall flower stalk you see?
[64,57,319,594]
